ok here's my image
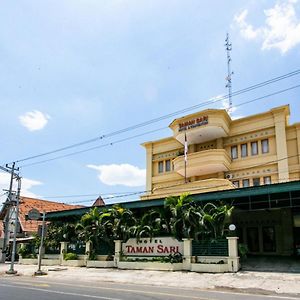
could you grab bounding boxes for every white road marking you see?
[0,283,122,300]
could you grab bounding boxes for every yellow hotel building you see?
[141,105,300,200]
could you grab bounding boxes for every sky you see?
[0,0,300,207]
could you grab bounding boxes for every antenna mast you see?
[225,33,233,112]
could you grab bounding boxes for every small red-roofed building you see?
[0,196,83,261]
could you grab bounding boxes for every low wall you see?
[19,257,61,266]
[44,254,60,260]
[61,259,86,267]
[194,256,228,264]
[191,263,229,273]
[86,260,114,268]
[118,261,183,271]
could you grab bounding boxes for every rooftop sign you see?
[178,116,208,132]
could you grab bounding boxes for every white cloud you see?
[0,172,42,205]
[87,163,146,187]
[234,0,300,53]
[19,110,50,131]
[234,9,262,40]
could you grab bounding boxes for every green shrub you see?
[18,244,37,259]
[86,250,97,261]
[238,243,249,259]
[63,252,78,260]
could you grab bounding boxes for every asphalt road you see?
[0,276,299,300]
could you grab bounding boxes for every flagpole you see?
[184,132,187,184]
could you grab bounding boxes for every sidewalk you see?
[1,263,300,296]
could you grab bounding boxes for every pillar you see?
[114,240,122,268]
[85,241,92,261]
[227,237,239,272]
[60,241,68,262]
[272,107,289,182]
[296,124,300,165]
[182,238,192,270]
[145,144,153,193]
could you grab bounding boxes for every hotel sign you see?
[122,237,183,256]
[178,116,208,132]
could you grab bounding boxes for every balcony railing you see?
[173,149,231,178]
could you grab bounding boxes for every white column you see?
[272,109,289,182]
[60,241,68,263]
[182,238,192,270]
[114,240,122,268]
[226,237,239,272]
[85,241,92,261]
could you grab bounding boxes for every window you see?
[158,161,164,173]
[264,176,271,185]
[253,177,260,186]
[251,141,258,155]
[231,146,238,159]
[232,180,240,188]
[261,139,269,154]
[242,179,250,187]
[241,143,248,157]
[165,159,171,172]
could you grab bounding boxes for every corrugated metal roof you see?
[45,180,300,220]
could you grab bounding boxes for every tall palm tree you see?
[199,202,234,239]
[164,193,202,240]
[99,205,136,242]
[76,207,103,250]
[132,208,170,242]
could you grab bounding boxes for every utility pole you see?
[0,162,19,263]
[225,33,233,113]
[6,175,21,274]
[35,211,47,276]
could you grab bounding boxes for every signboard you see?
[178,116,208,132]
[122,237,183,256]
[27,208,41,220]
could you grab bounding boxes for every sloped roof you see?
[14,196,82,233]
[0,221,3,237]
[92,196,105,207]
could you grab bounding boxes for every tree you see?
[131,208,170,242]
[99,205,136,241]
[164,193,202,240]
[75,207,103,250]
[198,202,234,239]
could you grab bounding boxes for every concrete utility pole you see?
[35,211,47,276]
[6,175,21,274]
[0,162,19,263]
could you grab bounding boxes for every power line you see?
[18,83,300,168]
[9,68,300,165]
[19,127,167,168]
[51,153,300,205]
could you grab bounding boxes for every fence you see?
[192,239,228,256]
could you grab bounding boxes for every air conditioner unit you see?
[225,174,233,180]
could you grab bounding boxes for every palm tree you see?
[164,193,202,240]
[132,208,170,242]
[75,207,103,250]
[99,205,136,242]
[199,202,234,239]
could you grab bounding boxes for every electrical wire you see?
[8,68,300,165]
[19,127,167,168]
[35,153,300,205]
[17,84,300,168]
